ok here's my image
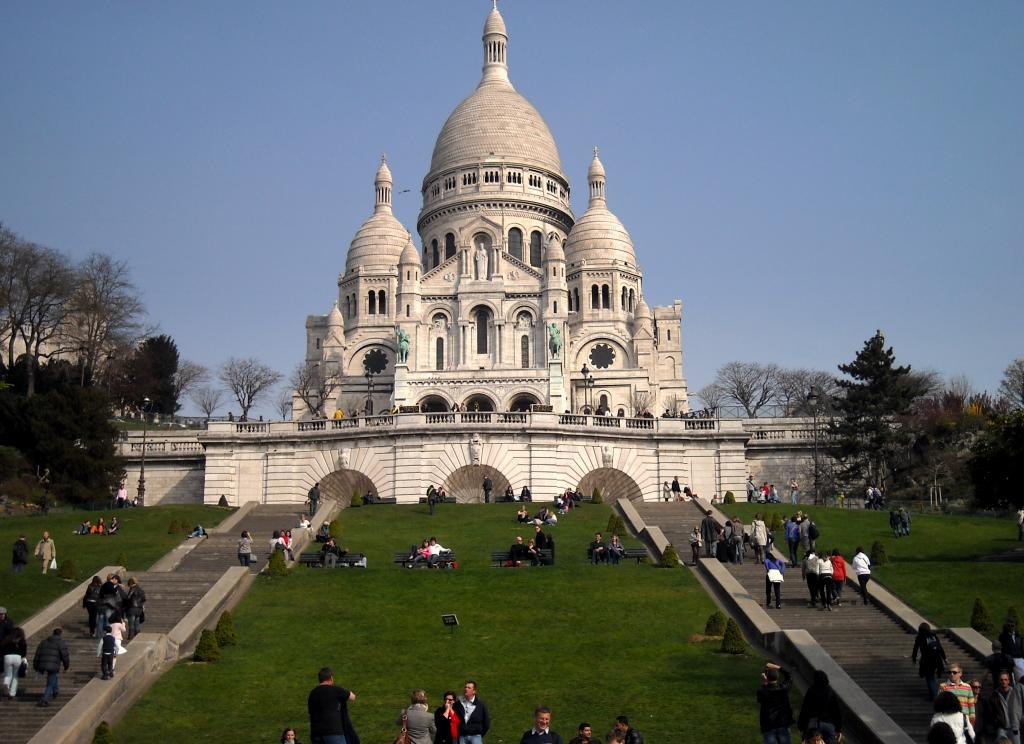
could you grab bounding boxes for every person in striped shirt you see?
[939,663,976,725]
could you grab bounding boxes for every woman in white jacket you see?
[930,691,974,744]
[851,546,871,606]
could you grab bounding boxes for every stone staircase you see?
[6,504,305,743]
[634,502,978,744]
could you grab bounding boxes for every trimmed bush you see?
[870,540,887,566]
[328,518,342,539]
[723,491,736,504]
[350,491,363,507]
[591,487,604,504]
[217,494,229,507]
[57,559,77,581]
[720,618,748,654]
[92,721,116,744]
[193,629,220,662]
[1006,606,1020,628]
[704,610,726,636]
[267,549,288,577]
[768,513,784,533]
[214,610,237,647]
[971,598,994,635]
[607,514,626,536]
[660,544,680,568]
[116,552,128,570]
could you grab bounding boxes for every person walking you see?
[307,482,321,517]
[751,514,768,564]
[765,553,786,610]
[34,531,56,574]
[11,535,29,573]
[124,577,146,640]
[700,510,718,559]
[829,550,847,607]
[801,550,820,609]
[519,706,564,744]
[1017,507,1024,541]
[913,623,949,702]
[789,478,799,506]
[671,477,682,502]
[237,530,254,567]
[688,526,702,566]
[307,666,359,744]
[852,546,871,606]
[930,690,975,744]
[82,576,102,637]
[818,552,834,612]
[939,664,976,727]
[1,626,27,699]
[32,628,70,707]
[785,517,800,566]
[746,476,757,503]
[797,671,843,744]
[454,679,491,744]
[977,671,1024,744]
[758,663,794,744]
[97,573,126,640]
[396,689,436,744]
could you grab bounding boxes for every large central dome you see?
[426,3,563,180]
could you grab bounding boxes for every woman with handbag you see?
[395,689,436,744]
[1,626,27,699]
[433,691,460,744]
[765,553,785,610]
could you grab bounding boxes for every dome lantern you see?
[375,154,393,214]
[588,146,606,206]
[481,0,509,87]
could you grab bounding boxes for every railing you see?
[425,413,456,425]
[460,412,491,424]
[497,412,527,424]
[684,419,718,431]
[122,440,203,456]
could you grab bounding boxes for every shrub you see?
[168,519,187,535]
[660,544,680,568]
[92,721,116,744]
[768,513,784,532]
[214,610,237,647]
[704,610,726,636]
[723,491,736,504]
[721,618,748,654]
[971,598,994,635]
[57,559,77,581]
[591,487,604,504]
[116,552,128,570]
[607,514,626,535]
[870,540,887,566]
[217,494,229,507]
[193,629,220,662]
[328,518,342,539]
[350,491,363,507]
[1006,606,1020,628]
[267,549,288,577]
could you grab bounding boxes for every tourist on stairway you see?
[797,670,843,744]
[851,546,871,606]
[913,623,949,702]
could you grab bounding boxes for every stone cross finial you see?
[493,0,498,10]
[594,146,599,157]
[381,153,387,164]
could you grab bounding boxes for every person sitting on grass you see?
[607,535,626,565]
[315,523,331,543]
[517,506,531,524]
[588,532,607,564]
[75,520,92,535]
[96,517,106,535]
[187,525,208,539]
[106,517,119,536]
[509,536,531,567]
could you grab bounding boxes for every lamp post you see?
[807,385,820,506]
[137,396,152,507]
[580,364,595,414]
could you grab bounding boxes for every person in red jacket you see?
[829,549,847,607]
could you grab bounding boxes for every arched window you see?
[368,291,376,315]
[508,228,523,261]
[431,239,439,268]
[352,294,357,317]
[591,284,599,310]
[621,287,627,310]
[567,289,573,312]
[599,394,609,411]
[529,231,542,267]
[436,338,444,371]
[629,289,635,311]
[521,335,530,368]
[574,287,580,312]
[377,290,386,315]
[602,284,610,309]
[445,233,456,260]
[474,307,491,354]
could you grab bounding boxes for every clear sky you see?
[2,0,1021,417]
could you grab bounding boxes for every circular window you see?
[589,343,615,369]
[362,349,388,375]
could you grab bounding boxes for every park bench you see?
[366,497,398,505]
[490,548,553,567]
[418,497,458,504]
[298,551,366,568]
[586,546,648,564]
[394,550,457,569]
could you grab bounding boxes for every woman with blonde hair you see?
[396,688,436,744]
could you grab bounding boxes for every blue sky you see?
[2,0,1021,416]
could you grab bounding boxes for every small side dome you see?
[634,296,652,320]
[544,233,565,262]
[400,236,419,266]
[328,301,344,328]
[565,148,637,267]
[345,158,410,273]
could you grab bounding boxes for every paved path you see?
[635,502,979,744]
[6,504,302,743]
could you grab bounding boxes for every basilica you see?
[303,2,688,418]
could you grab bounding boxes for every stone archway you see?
[463,393,496,412]
[577,467,643,502]
[444,464,509,503]
[508,392,541,412]
[319,469,379,507]
[418,394,450,413]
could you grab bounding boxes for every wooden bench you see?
[417,497,458,504]
[587,546,648,564]
[490,548,553,567]
[394,551,457,569]
[366,497,397,505]
[298,552,366,568]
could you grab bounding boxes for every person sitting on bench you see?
[503,485,515,502]
[520,485,532,502]
[408,539,430,566]
[608,534,626,565]
[535,525,555,564]
[427,537,451,567]
[509,535,531,566]
[321,538,345,567]
[589,532,608,564]
[315,523,331,543]
[516,506,531,524]
[526,538,544,566]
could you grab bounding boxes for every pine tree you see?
[660,544,680,568]
[971,598,994,635]
[704,611,726,636]
[92,721,116,744]
[214,611,237,647]
[193,629,220,662]
[721,618,748,654]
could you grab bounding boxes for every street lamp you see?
[137,396,152,507]
[580,364,595,414]
[807,386,820,506]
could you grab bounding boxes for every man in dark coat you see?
[33,628,70,706]
[11,535,29,573]
[519,706,563,744]
[613,716,644,744]
[482,477,493,504]
[96,574,126,640]
[307,483,320,517]
[307,666,359,744]
[757,664,793,743]
[454,679,491,743]
[699,510,718,558]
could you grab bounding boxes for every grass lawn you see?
[0,504,231,622]
[118,503,776,743]
[723,503,1023,632]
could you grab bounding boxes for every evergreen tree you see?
[968,411,1024,508]
[830,330,927,487]
[135,335,180,415]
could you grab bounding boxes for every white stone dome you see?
[565,149,637,267]
[399,235,419,265]
[345,157,409,273]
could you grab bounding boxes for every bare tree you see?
[173,360,209,410]
[998,358,1024,410]
[629,389,654,416]
[191,385,225,418]
[218,357,282,420]
[714,361,780,417]
[694,383,729,413]
[275,389,293,421]
[290,360,343,417]
[661,393,687,416]
[774,368,841,416]
[14,243,75,396]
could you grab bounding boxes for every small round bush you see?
[167,520,180,534]
[193,629,220,662]
[721,618,748,654]
[267,549,288,577]
[705,610,726,636]
[591,487,604,504]
[116,552,128,570]
[328,518,342,538]
[607,514,626,535]
[723,491,736,504]
[870,540,887,566]
[660,544,680,568]
[92,721,115,744]
[349,491,363,507]
[769,513,784,532]
[214,610,237,647]
[57,559,77,581]
[971,598,994,635]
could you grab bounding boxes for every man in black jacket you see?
[613,716,643,744]
[455,679,491,743]
[699,510,718,558]
[33,628,70,706]
[96,574,126,640]
[11,535,29,573]
[757,664,793,743]
[519,706,563,744]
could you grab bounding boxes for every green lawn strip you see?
[723,503,1020,632]
[118,504,773,743]
[0,505,231,621]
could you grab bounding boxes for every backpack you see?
[808,522,820,541]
